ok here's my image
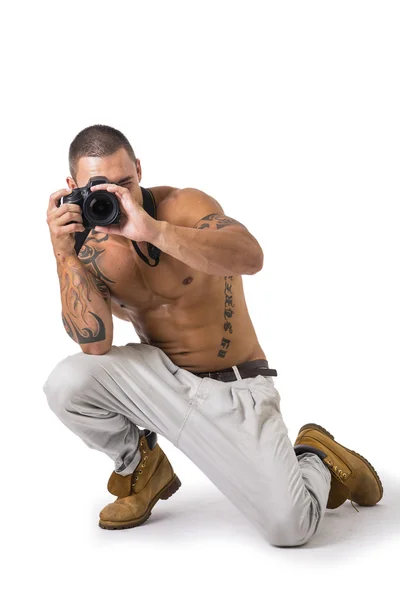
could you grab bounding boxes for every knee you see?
[260,511,317,548]
[267,521,309,548]
[42,352,98,416]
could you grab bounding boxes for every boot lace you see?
[131,438,149,490]
[325,458,359,513]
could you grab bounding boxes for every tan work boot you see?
[99,429,181,530]
[294,423,383,511]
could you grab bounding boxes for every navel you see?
[182,276,193,285]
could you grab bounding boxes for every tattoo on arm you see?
[194,214,248,231]
[59,232,114,345]
[62,309,106,344]
[59,263,107,344]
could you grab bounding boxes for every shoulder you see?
[158,187,225,228]
[146,185,223,212]
[163,187,223,208]
[147,185,180,206]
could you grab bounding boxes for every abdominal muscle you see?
[111,261,267,373]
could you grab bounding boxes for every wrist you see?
[145,219,167,246]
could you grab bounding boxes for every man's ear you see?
[136,159,142,183]
[66,176,77,189]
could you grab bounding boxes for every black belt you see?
[195,359,278,382]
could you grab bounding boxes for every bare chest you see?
[78,185,214,317]
[103,237,210,312]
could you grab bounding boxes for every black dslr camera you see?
[60,176,121,228]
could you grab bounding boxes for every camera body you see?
[60,176,121,228]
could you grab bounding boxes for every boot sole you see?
[98,474,182,530]
[298,422,384,504]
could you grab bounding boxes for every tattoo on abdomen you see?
[217,276,235,358]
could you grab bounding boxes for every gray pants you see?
[42,342,332,547]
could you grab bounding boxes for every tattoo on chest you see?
[217,276,235,359]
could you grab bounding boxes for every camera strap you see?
[73,186,161,267]
[131,187,161,267]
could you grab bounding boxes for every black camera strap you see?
[131,187,161,267]
[74,226,91,256]
[73,186,161,267]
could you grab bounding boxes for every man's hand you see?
[90,183,156,242]
[46,187,86,260]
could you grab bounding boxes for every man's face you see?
[66,147,142,204]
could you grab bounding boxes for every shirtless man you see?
[43,124,383,547]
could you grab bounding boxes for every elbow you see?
[245,248,264,275]
[241,235,264,275]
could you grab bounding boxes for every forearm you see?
[55,253,113,354]
[149,221,264,276]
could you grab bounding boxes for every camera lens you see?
[90,195,112,217]
[85,191,119,225]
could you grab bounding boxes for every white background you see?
[1,0,399,598]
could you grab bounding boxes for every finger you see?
[56,211,83,226]
[90,183,127,196]
[48,188,72,209]
[47,202,81,224]
[62,222,86,234]
[57,203,82,215]
[51,222,86,236]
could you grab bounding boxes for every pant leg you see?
[176,373,332,547]
[42,342,203,476]
[43,343,331,546]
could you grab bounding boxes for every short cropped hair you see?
[68,124,137,182]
